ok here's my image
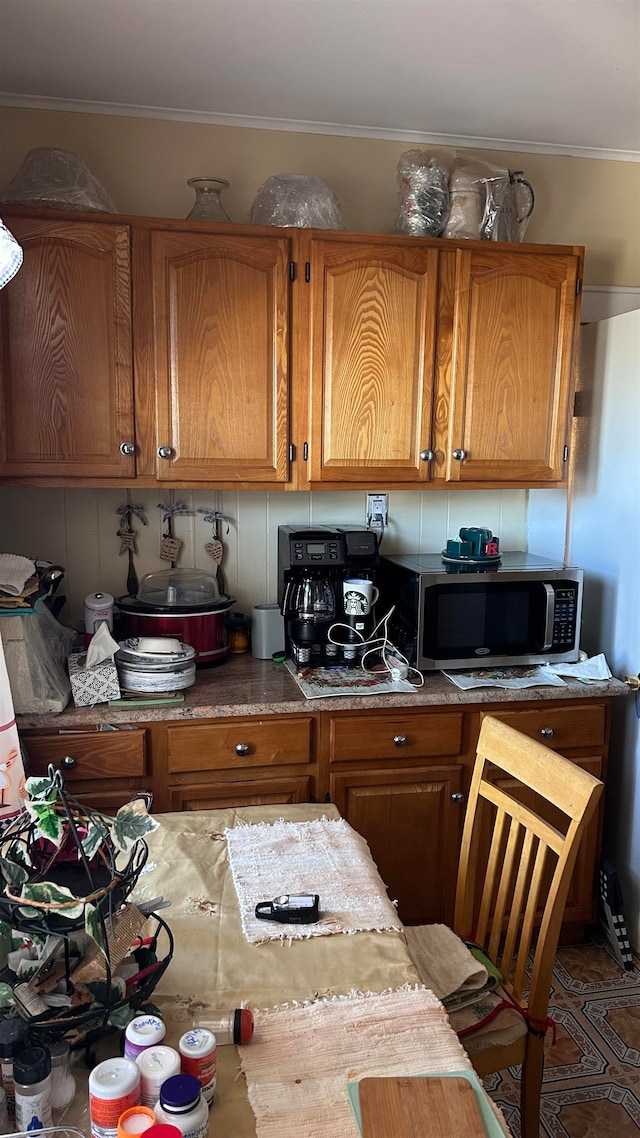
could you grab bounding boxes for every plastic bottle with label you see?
[153,1074,208,1138]
[136,1045,181,1108]
[0,1015,29,1118]
[89,1056,141,1138]
[124,1014,166,1061]
[14,1045,53,1131]
[193,1006,254,1045]
[178,1029,216,1105]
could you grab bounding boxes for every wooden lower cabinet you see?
[20,727,151,814]
[18,695,611,934]
[331,764,464,925]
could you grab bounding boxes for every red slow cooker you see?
[116,567,236,665]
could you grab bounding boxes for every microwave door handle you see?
[540,583,555,650]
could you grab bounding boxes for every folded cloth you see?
[225,817,403,944]
[404,924,490,1001]
[0,554,36,597]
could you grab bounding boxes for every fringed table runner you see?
[238,986,474,1138]
[225,817,403,944]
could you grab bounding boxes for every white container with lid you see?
[178,1029,216,1104]
[89,1056,141,1138]
[136,1045,181,1107]
[153,1074,208,1138]
[124,1015,166,1061]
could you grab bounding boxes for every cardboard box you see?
[68,651,120,707]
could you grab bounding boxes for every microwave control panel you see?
[551,584,579,648]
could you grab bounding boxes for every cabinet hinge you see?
[305,262,311,283]
[288,443,295,461]
[289,261,297,282]
[563,444,569,462]
[575,277,582,296]
[303,442,309,462]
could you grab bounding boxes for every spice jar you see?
[193,1007,254,1045]
[0,1016,29,1117]
[14,1044,53,1131]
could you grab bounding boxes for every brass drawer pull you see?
[61,754,76,769]
[235,743,251,756]
[540,727,555,739]
[393,735,408,747]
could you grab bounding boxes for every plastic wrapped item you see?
[0,604,75,713]
[249,174,344,229]
[395,150,451,237]
[0,147,117,213]
[442,156,534,242]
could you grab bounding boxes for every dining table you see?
[62,803,510,1138]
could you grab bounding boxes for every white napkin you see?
[86,622,120,667]
[547,653,613,683]
[0,553,36,596]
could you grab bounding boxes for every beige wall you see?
[1,106,638,286]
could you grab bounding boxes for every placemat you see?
[238,986,474,1138]
[285,659,417,699]
[225,817,403,944]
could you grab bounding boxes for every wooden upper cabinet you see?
[0,215,135,479]
[303,235,439,484]
[145,228,291,483]
[445,246,581,485]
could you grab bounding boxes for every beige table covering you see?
[61,804,509,1137]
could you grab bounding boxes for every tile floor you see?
[486,932,640,1137]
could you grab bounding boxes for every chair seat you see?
[448,984,528,1053]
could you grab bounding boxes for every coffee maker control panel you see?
[291,536,342,564]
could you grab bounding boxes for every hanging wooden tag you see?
[205,539,223,565]
[160,535,183,562]
[118,528,137,555]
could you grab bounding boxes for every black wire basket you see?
[0,767,173,1047]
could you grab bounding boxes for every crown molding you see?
[1,93,639,164]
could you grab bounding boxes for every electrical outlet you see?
[366,492,388,527]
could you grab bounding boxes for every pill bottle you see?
[178,1029,216,1105]
[0,1015,29,1116]
[143,1125,182,1138]
[194,1006,254,1045]
[116,1103,157,1138]
[124,1014,166,1061]
[14,1044,53,1131]
[153,1074,208,1138]
[136,1045,181,1108]
[89,1056,141,1138]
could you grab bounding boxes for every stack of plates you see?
[116,637,197,692]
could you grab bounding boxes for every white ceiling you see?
[1,0,639,160]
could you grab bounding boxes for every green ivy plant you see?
[0,773,159,944]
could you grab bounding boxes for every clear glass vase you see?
[186,177,231,222]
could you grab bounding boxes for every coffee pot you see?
[282,571,337,664]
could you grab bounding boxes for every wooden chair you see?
[451,714,604,1138]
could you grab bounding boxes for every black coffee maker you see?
[278,526,379,667]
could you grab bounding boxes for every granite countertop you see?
[16,654,629,730]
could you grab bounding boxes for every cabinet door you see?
[331,764,464,925]
[148,229,291,482]
[446,247,581,484]
[0,215,135,479]
[305,236,439,483]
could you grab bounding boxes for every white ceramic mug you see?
[342,578,379,617]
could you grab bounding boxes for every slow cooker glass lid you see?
[137,567,222,608]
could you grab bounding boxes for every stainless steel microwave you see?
[376,552,583,671]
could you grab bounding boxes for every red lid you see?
[235,1007,255,1045]
[143,1127,183,1138]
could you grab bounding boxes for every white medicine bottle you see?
[153,1074,208,1138]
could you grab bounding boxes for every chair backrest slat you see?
[454,715,603,1020]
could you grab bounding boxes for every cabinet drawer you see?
[484,704,606,751]
[329,711,464,762]
[167,717,313,773]
[23,730,148,781]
